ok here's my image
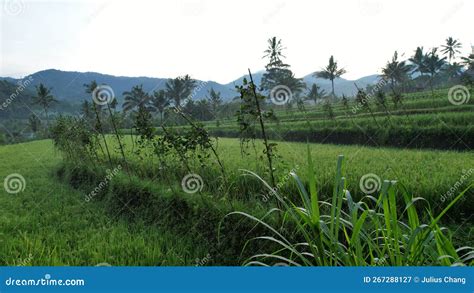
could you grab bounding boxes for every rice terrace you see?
[1,0,473,268]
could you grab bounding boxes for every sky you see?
[1,0,473,83]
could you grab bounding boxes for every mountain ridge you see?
[1,69,381,102]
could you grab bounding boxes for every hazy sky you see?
[1,0,472,83]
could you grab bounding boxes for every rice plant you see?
[231,146,474,266]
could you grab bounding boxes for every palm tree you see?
[424,48,447,100]
[441,37,462,63]
[165,75,197,107]
[260,37,306,101]
[151,89,170,123]
[28,114,41,135]
[461,51,474,70]
[122,85,151,113]
[263,36,286,65]
[207,88,222,120]
[83,80,106,115]
[381,51,412,95]
[314,56,346,97]
[80,100,94,120]
[461,51,474,87]
[445,62,464,80]
[32,83,57,126]
[306,83,326,105]
[83,81,113,165]
[409,47,426,76]
[341,94,349,110]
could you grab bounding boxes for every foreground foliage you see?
[233,148,474,266]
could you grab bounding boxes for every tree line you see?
[14,35,474,139]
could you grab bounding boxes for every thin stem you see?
[248,69,276,188]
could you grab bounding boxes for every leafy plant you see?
[236,70,278,187]
[28,114,41,135]
[314,56,346,97]
[165,75,197,107]
[230,147,473,266]
[84,81,113,166]
[32,83,57,129]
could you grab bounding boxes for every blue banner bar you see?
[1,267,472,292]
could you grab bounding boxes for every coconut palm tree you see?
[314,56,346,97]
[151,89,170,123]
[381,51,412,95]
[83,81,114,165]
[423,48,447,100]
[461,51,474,70]
[207,88,222,120]
[32,83,57,126]
[306,83,326,105]
[122,85,151,113]
[441,37,462,63]
[409,47,426,76]
[260,37,306,102]
[461,51,474,87]
[263,36,286,65]
[165,75,197,107]
[445,62,464,80]
[28,114,41,135]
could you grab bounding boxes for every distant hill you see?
[224,70,265,89]
[224,71,381,97]
[302,73,381,96]
[1,69,238,104]
[1,69,381,105]
[0,78,82,119]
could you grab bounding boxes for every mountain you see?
[302,73,381,96]
[224,70,265,89]
[0,79,36,119]
[1,69,381,105]
[2,69,239,104]
[225,71,381,97]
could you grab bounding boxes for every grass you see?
[191,87,474,126]
[149,86,473,150]
[0,140,210,266]
[2,84,474,266]
[1,135,472,265]
[107,136,473,218]
[232,147,474,266]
